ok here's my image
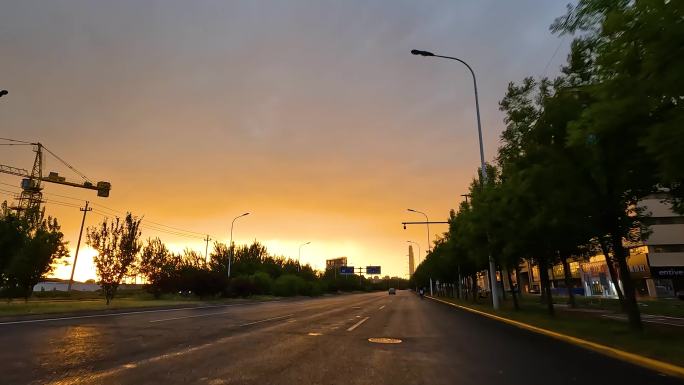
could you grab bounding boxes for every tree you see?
[138,237,173,298]
[87,213,142,305]
[182,248,205,269]
[497,77,599,315]
[553,0,684,213]
[1,210,68,300]
[209,242,230,275]
[0,205,24,292]
[547,0,684,329]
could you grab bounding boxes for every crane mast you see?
[15,143,44,222]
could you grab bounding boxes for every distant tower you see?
[408,245,415,276]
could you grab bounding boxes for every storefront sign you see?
[650,266,684,278]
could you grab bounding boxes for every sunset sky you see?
[0,1,570,281]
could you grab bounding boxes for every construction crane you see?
[0,139,110,221]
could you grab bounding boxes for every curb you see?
[426,296,684,380]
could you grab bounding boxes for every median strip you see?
[427,296,684,380]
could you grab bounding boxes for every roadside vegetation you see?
[411,0,684,333]
[0,206,408,311]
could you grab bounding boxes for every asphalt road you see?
[0,291,680,385]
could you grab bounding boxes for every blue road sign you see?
[366,266,381,275]
[340,266,355,274]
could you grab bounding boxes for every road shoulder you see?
[427,295,684,380]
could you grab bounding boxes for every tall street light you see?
[407,240,421,265]
[228,212,250,278]
[411,49,499,310]
[407,208,430,253]
[298,241,311,270]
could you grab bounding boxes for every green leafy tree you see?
[87,213,142,305]
[497,77,598,314]
[0,205,24,291]
[553,0,684,213]
[138,237,174,298]
[1,211,68,300]
[545,0,684,329]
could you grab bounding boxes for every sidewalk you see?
[600,313,684,328]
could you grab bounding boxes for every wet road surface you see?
[0,291,681,384]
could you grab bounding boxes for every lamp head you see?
[411,49,434,57]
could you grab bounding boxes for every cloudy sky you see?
[0,0,570,280]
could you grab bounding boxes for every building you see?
[515,193,684,298]
[638,193,684,297]
[408,245,415,276]
[325,257,348,271]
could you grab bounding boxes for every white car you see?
[388,288,396,295]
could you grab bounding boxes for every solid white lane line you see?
[0,303,256,326]
[239,314,294,327]
[347,316,369,331]
[379,305,385,310]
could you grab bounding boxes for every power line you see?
[90,202,208,237]
[0,181,20,188]
[42,191,85,202]
[44,198,82,208]
[1,179,213,241]
[90,209,208,240]
[0,187,19,195]
[0,137,31,144]
[44,200,82,209]
[541,35,567,79]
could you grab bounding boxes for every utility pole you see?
[68,201,91,291]
[204,235,212,264]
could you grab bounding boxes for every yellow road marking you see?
[427,296,684,379]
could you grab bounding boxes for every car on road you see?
[388,288,396,295]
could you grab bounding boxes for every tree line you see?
[0,206,406,303]
[85,213,407,304]
[411,0,683,331]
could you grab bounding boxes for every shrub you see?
[273,274,306,297]
[250,271,273,295]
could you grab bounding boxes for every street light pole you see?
[228,212,250,278]
[411,49,499,310]
[407,208,430,253]
[298,241,311,271]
